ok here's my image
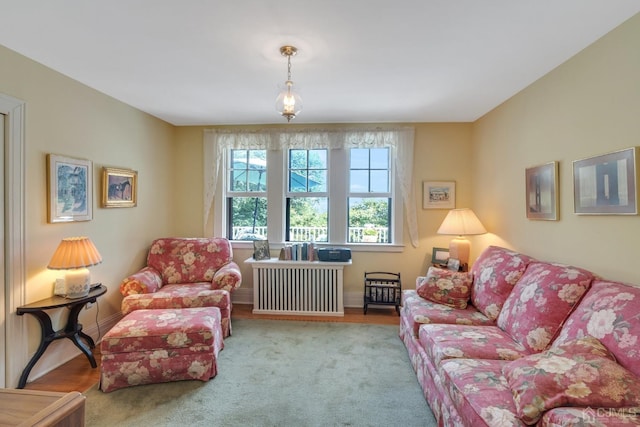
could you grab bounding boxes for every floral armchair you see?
[119,237,242,337]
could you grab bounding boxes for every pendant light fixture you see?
[275,45,303,122]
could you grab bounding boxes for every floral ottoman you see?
[100,307,223,392]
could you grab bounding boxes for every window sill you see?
[231,241,404,253]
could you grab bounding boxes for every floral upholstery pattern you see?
[401,290,494,338]
[471,246,534,321]
[145,237,241,291]
[100,307,223,393]
[416,267,473,309]
[120,266,163,295]
[119,237,241,337]
[497,261,593,353]
[419,324,529,366]
[441,358,525,427]
[399,246,640,427]
[554,279,640,377]
[503,336,640,425]
[121,283,232,337]
[540,407,640,426]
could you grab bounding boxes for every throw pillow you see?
[416,267,472,309]
[502,336,640,425]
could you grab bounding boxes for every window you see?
[348,148,391,243]
[224,146,397,245]
[205,128,417,249]
[287,149,328,242]
[226,149,267,240]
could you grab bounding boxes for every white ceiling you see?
[1,1,639,126]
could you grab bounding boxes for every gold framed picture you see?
[102,167,137,208]
[525,161,559,220]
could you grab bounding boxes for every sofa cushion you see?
[496,262,593,353]
[120,283,232,337]
[147,237,234,285]
[553,279,640,378]
[440,359,525,427]
[503,336,640,425]
[416,267,473,309]
[471,246,534,321]
[419,324,529,366]
[401,290,494,338]
[101,307,221,353]
[540,407,640,427]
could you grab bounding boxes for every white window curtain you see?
[203,127,419,247]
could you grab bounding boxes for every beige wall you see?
[472,14,640,283]
[1,44,177,376]
[172,123,474,297]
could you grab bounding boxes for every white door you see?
[0,93,26,388]
[0,113,5,387]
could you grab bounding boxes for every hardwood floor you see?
[23,304,400,393]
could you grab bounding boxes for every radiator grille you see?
[250,262,345,316]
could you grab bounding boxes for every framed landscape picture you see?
[47,154,93,223]
[525,161,559,220]
[573,147,638,215]
[423,181,456,209]
[102,167,138,208]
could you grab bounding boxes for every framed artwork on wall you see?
[102,167,138,208]
[423,181,456,209]
[47,154,93,223]
[573,147,638,215]
[525,161,559,220]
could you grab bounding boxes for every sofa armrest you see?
[212,261,242,292]
[120,266,163,296]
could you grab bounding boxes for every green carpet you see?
[84,318,436,427]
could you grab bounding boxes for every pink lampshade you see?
[47,237,103,270]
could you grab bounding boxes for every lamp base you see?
[64,268,90,299]
[449,237,471,267]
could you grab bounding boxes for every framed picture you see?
[431,247,450,266]
[573,147,638,215]
[447,258,461,272]
[525,161,559,220]
[253,240,271,260]
[102,167,138,208]
[423,181,456,209]
[47,154,93,223]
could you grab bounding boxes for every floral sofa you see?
[400,245,640,426]
[119,237,242,337]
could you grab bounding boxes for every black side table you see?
[16,284,107,388]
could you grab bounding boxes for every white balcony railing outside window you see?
[233,226,389,243]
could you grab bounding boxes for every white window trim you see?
[204,127,418,250]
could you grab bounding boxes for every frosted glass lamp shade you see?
[437,209,487,266]
[48,237,102,298]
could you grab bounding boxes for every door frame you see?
[0,93,27,388]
